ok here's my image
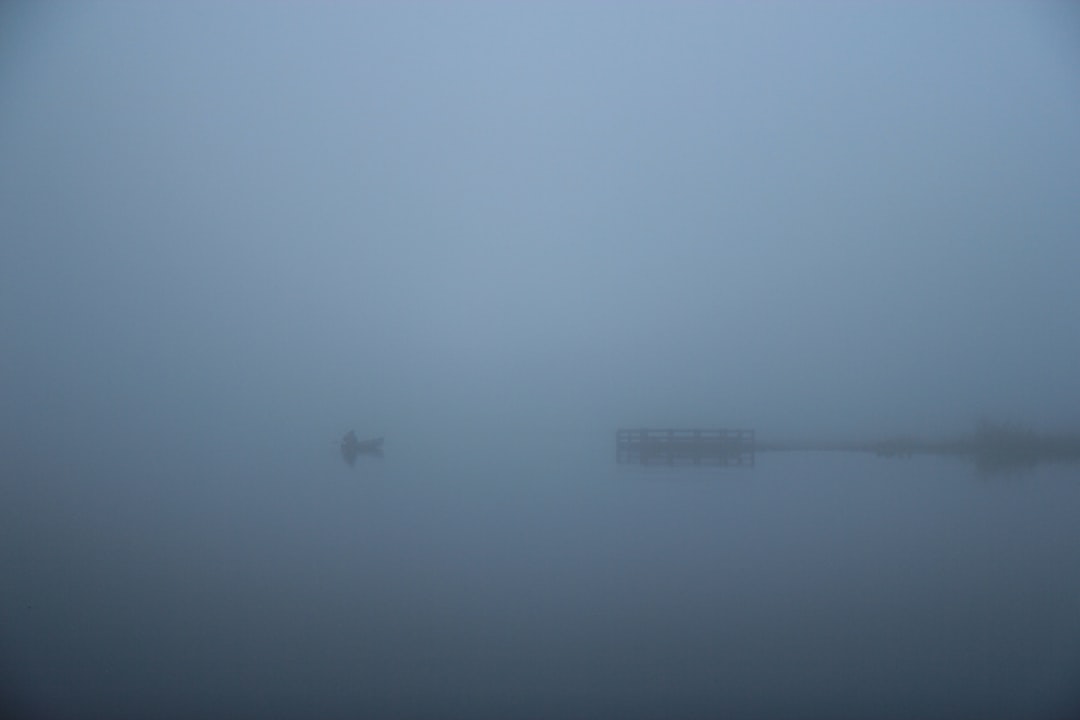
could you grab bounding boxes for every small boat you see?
[341,431,383,465]
[353,436,384,452]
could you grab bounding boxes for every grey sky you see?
[3,2,1080,450]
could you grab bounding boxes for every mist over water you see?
[6,443,1080,719]
[3,3,1080,719]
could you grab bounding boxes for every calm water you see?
[4,439,1080,719]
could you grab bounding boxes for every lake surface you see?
[4,439,1080,719]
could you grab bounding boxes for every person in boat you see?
[341,430,361,466]
[340,431,384,466]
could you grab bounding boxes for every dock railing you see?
[616,428,755,466]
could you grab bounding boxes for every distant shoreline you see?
[758,421,1080,469]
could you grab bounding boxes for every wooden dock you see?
[616,428,755,466]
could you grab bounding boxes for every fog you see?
[3,3,1080,719]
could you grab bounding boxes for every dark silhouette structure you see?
[616,428,755,466]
